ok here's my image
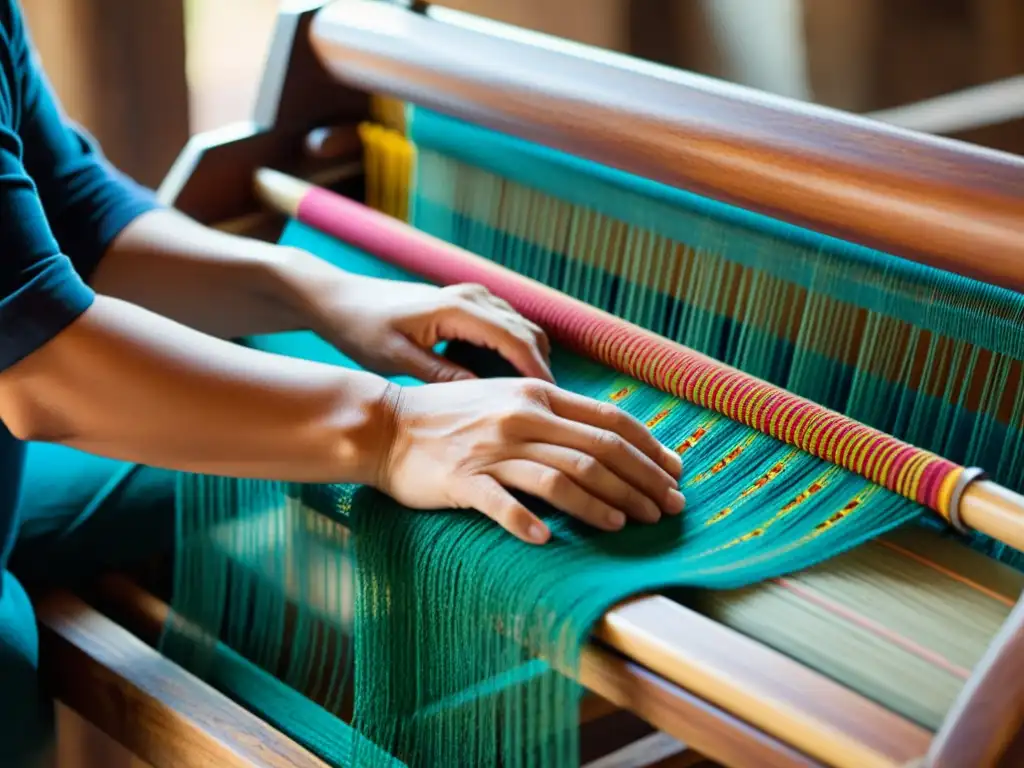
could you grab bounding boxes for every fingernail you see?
[607,510,627,529]
[527,523,549,544]
[666,490,686,514]
[641,500,662,523]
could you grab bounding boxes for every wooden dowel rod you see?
[309,0,1024,294]
[868,75,1024,136]
[252,167,1024,552]
[961,481,1024,555]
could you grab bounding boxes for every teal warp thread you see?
[405,107,1024,567]
[162,221,926,768]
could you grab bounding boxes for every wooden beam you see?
[35,590,330,768]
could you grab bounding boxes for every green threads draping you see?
[161,109,1023,766]
[163,224,925,767]
[406,107,1024,565]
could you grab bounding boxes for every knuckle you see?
[593,428,622,456]
[513,378,550,405]
[494,407,523,435]
[450,282,488,300]
[572,453,600,479]
[540,469,570,497]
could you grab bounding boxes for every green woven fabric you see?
[407,108,1024,565]
[160,111,1024,766]
[162,221,926,767]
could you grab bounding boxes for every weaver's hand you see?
[375,378,686,544]
[307,273,554,384]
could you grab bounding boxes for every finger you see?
[483,296,552,359]
[436,304,554,382]
[491,460,628,532]
[517,443,682,521]
[517,412,682,511]
[389,337,476,383]
[455,475,550,545]
[548,390,683,480]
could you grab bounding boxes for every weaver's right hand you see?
[373,378,685,544]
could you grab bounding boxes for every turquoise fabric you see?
[406,107,1024,568]
[163,221,926,768]
[0,570,46,767]
[0,444,175,765]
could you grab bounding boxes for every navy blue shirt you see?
[0,0,159,576]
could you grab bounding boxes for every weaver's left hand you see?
[303,271,554,384]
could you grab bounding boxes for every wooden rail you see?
[308,0,1024,294]
[36,590,329,768]
[92,575,838,768]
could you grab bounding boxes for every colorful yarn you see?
[400,110,1024,507]
[159,106,1022,768]
[296,181,965,519]
[162,222,933,767]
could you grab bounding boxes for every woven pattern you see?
[398,109,1024,508]
[160,108,1023,768]
[298,182,964,518]
[162,223,930,767]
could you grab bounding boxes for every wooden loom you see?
[36,2,1024,767]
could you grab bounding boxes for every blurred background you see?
[18,0,1024,188]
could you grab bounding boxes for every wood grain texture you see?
[309,0,1024,293]
[35,589,329,768]
[596,596,930,768]
[95,574,827,768]
[57,703,154,768]
[579,645,823,768]
[927,591,1024,767]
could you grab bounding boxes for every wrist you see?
[265,245,361,334]
[330,371,404,488]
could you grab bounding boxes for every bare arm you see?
[89,208,316,339]
[90,207,556,384]
[0,294,684,545]
[0,295,393,483]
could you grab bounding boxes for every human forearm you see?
[0,295,394,483]
[90,208,324,339]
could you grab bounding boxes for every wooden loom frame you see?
[39,2,1024,767]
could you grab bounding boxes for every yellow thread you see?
[936,466,961,519]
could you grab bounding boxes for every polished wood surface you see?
[35,589,329,768]
[309,0,1024,293]
[927,591,1024,767]
[596,597,929,768]
[579,646,823,768]
[961,481,1024,553]
[159,1,366,224]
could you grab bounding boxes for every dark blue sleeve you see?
[9,0,160,282]
[0,125,95,371]
[0,3,97,371]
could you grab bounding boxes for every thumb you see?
[391,337,476,383]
